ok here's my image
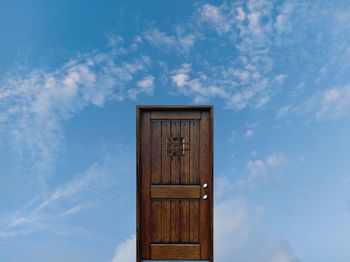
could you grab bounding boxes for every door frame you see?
[136,105,214,262]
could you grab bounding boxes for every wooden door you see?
[137,106,213,262]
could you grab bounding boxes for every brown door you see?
[137,106,213,262]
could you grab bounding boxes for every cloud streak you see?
[0,152,130,239]
[215,197,299,262]
[277,85,350,121]
[111,235,136,262]
[0,39,152,178]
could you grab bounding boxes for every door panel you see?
[137,106,213,262]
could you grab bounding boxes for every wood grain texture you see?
[161,201,171,242]
[151,121,162,184]
[170,200,180,242]
[151,185,200,199]
[170,121,181,184]
[161,121,171,184]
[151,200,162,242]
[190,120,200,184]
[180,200,190,243]
[189,200,199,243]
[150,244,200,260]
[140,111,151,258]
[181,121,190,184]
[199,111,212,260]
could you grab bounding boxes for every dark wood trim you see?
[210,106,214,262]
[199,110,211,259]
[137,105,214,262]
[136,107,141,262]
[151,111,201,120]
[137,105,213,111]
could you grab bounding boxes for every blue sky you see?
[1,0,350,261]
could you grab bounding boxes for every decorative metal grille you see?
[165,137,189,157]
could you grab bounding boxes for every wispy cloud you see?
[217,153,287,197]
[0,152,131,239]
[244,129,255,138]
[128,75,155,99]
[0,39,152,178]
[110,235,136,262]
[244,153,286,186]
[277,85,350,121]
[161,0,289,109]
[144,28,195,53]
[215,197,299,262]
[274,2,295,33]
[199,3,233,34]
[171,63,191,88]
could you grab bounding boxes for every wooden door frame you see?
[136,105,214,262]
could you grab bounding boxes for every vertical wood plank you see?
[171,121,181,184]
[151,121,162,184]
[181,120,190,184]
[141,111,151,258]
[162,201,171,242]
[190,120,199,184]
[151,200,162,242]
[189,201,199,243]
[161,121,171,184]
[199,111,211,259]
[170,201,180,242]
[180,200,190,243]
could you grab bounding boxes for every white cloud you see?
[247,153,285,175]
[247,159,267,175]
[244,129,255,138]
[228,153,287,188]
[171,63,191,88]
[236,7,246,22]
[271,248,300,262]
[172,64,231,103]
[266,154,285,168]
[277,85,350,121]
[170,0,286,110]
[0,152,131,238]
[200,3,232,34]
[135,0,294,110]
[137,75,154,89]
[247,11,263,37]
[316,86,350,119]
[215,197,300,262]
[144,29,195,52]
[128,75,155,100]
[274,2,295,33]
[111,235,136,262]
[0,40,151,177]
[172,73,189,87]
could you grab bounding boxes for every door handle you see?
[203,183,208,188]
[203,194,208,200]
